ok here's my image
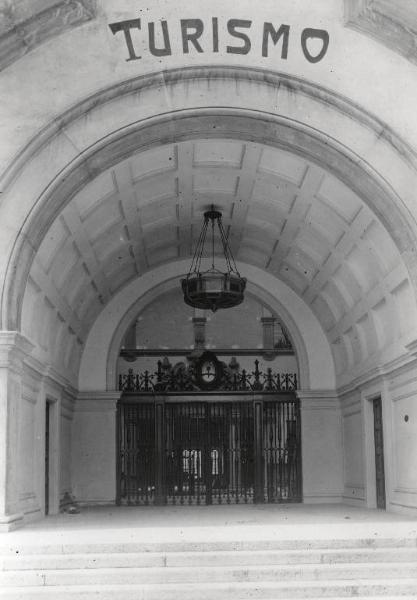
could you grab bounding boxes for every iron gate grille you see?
[263,399,301,503]
[117,397,301,505]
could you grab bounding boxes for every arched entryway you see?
[0,62,417,527]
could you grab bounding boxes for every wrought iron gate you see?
[117,396,301,505]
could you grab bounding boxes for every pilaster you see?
[297,390,343,504]
[72,391,121,505]
[0,332,34,531]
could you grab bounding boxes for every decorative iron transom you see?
[119,353,297,394]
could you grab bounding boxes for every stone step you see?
[3,546,417,570]
[1,563,417,587]
[1,579,417,599]
[2,536,416,555]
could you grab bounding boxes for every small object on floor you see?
[67,505,80,514]
[61,491,80,514]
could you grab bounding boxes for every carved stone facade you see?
[0,0,96,72]
[345,0,417,64]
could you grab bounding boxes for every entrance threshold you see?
[1,505,416,548]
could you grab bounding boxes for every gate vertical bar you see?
[45,402,50,515]
[296,396,302,501]
[278,400,283,501]
[253,397,264,503]
[205,402,212,505]
[154,397,166,505]
[116,400,121,505]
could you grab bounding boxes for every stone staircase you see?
[1,534,417,599]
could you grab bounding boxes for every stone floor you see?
[1,504,416,547]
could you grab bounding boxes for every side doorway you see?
[44,398,59,515]
[373,396,386,509]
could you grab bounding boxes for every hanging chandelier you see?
[181,208,246,312]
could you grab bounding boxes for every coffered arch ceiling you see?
[21,134,415,387]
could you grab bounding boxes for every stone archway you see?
[2,67,417,338]
[1,66,417,525]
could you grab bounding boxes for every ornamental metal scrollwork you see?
[119,357,297,393]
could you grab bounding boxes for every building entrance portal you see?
[117,396,301,506]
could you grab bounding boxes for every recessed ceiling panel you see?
[332,265,361,309]
[49,241,80,290]
[109,265,138,295]
[140,200,177,228]
[321,280,350,321]
[74,171,116,220]
[294,227,329,266]
[237,247,268,269]
[361,220,400,274]
[285,247,318,282]
[36,217,70,273]
[248,203,286,233]
[93,224,128,263]
[82,196,124,241]
[307,200,345,246]
[144,224,177,250]
[345,245,381,291]
[252,179,296,213]
[317,175,362,224]
[73,283,99,321]
[147,246,178,267]
[258,148,307,186]
[193,141,244,167]
[61,261,89,306]
[311,295,337,331]
[130,146,177,180]
[102,248,135,279]
[279,264,308,294]
[240,236,274,260]
[135,172,177,204]
[193,170,238,195]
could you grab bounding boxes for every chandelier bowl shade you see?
[182,271,246,312]
[181,209,246,312]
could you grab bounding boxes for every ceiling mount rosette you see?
[181,207,246,312]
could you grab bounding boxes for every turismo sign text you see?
[109,18,330,64]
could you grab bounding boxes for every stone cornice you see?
[22,355,78,398]
[0,331,34,372]
[337,365,386,397]
[337,349,417,396]
[43,365,77,397]
[77,391,121,400]
[345,0,417,65]
[0,330,34,352]
[297,390,339,399]
[0,0,97,73]
[76,391,121,413]
[405,338,417,357]
[297,390,340,410]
